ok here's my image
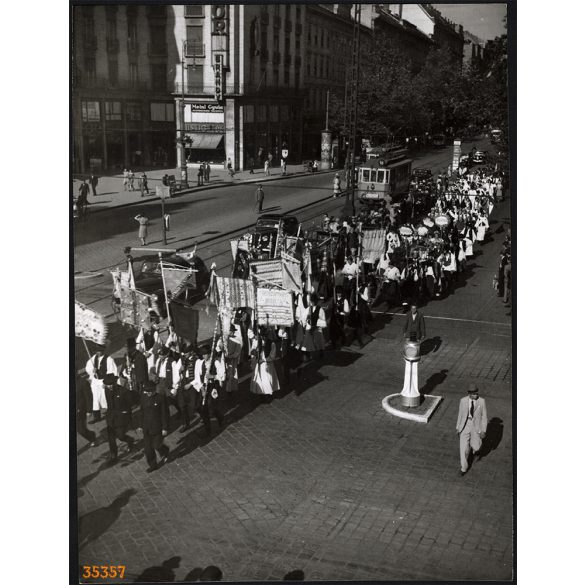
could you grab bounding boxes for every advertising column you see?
[321,130,332,170]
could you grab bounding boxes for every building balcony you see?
[273,16,281,28]
[148,43,168,57]
[184,41,205,58]
[106,37,119,54]
[74,76,149,92]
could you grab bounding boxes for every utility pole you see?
[342,3,361,217]
[179,41,189,190]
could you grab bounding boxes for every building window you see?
[269,105,279,122]
[273,32,279,52]
[108,60,118,87]
[104,101,122,121]
[285,36,290,55]
[151,64,167,91]
[82,101,100,122]
[84,56,96,85]
[150,103,174,122]
[127,17,138,51]
[186,25,203,56]
[243,105,254,123]
[284,70,290,86]
[149,25,167,55]
[185,4,204,18]
[280,105,289,122]
[273,68,278,87]
[129,63,138,88]
[126,102,142,121]
[294,70,299,90]
[296,5,301,20]
[256,104,267,122]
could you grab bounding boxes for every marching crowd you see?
[77,159,510,473]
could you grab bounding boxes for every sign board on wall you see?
[214,54,224,102]
[191,104,225,113]
[211,5,228,35]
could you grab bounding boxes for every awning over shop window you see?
[186,133,224,149]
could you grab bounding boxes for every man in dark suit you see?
[137,380,170,472]
[125,337,149,400]
[103,374,135,463]
[456,383,488,476]
[76,373,97,447]
[403,303,426,342]
[90,174,99,196]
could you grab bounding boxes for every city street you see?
[75,139,513,582]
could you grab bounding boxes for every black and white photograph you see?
[70,2,515,582]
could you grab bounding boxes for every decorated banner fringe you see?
[75,300,108,345]
[215,276,255,310]
[361,229,386,264]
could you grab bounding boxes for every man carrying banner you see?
[199,345,226,436]
[225,325,243,394]
[76,373,97,447]
[124,337,149,399]
[177,344,198,432]
[85,346,117,423]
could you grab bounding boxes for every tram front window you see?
[361,169,371,182]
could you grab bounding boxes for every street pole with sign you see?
[156,186,170,245]
[179,41,189,190]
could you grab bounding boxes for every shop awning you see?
[186,133,224,149]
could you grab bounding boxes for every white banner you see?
[75,300,108,345]
[256,288,294,326]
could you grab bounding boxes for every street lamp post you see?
[179,41,189,190]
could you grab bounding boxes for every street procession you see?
[71,3,514,582]
[75,144,510,473]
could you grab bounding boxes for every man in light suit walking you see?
[456,383,488,476]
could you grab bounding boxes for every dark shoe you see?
[460,470,467,477]
[160,453,169,466]
[146,465,158,473]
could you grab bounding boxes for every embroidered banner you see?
[361,229,386,263]
[249,259,283,288]
[256,288,294,326]
[215,276,255,309]
[162,265,196,300]
[119,285,151,329]
[281,257,303,293]
[75,301,108,345]
[169,301,199,341]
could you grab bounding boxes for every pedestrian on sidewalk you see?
[135,213,149,246]
[104,374,135,464]
[264,158,270,176]
[255,184,264,213]
[140,172,149,197]
[402,303,426,342]
[227,158,235,178]
[456,383,488,476]
[197,163,204,186]
[281,158,287,175]
[123,169,129,191]
[128,170,135,191]
[137,380,170,473]
[205,161,211,182]
[77,181,90,219]
[248,155,255,174]
[333,173,341,198]
[90,174,99,196]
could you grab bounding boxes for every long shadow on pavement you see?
[419,368,448,396]
[78,488,137,551]
[133,556,182,582]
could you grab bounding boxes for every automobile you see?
[132,251,210,313]
[411,167,433,180]
[255,214,299,237]
[432,134,446,147]
[472,151,486,164]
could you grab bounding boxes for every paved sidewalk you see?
[73,164,334,213]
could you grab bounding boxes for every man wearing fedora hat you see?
[137,380,170,472]
[103,373,135,463]
[456,383,488,476]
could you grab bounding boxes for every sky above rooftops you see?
[431,3,508,42]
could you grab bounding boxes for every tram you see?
[357,146,412,205]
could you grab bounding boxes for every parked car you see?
[411,167,433,180]
[472,151,486,164]
[255,214,299,237]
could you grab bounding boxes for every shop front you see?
[181,102,227,168]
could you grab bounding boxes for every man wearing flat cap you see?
[104,373,135,463]
[456,383,488,476]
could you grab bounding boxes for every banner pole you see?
[81,337,92,360]
[159,252,171,324]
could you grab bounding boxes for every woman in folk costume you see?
[225,324,243,394]
[461,216,476,258]
[249,329,280,396]
[475,210,489,243]
[302,294,327,358]
[329,289,349,349]
[293,292,310,349]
